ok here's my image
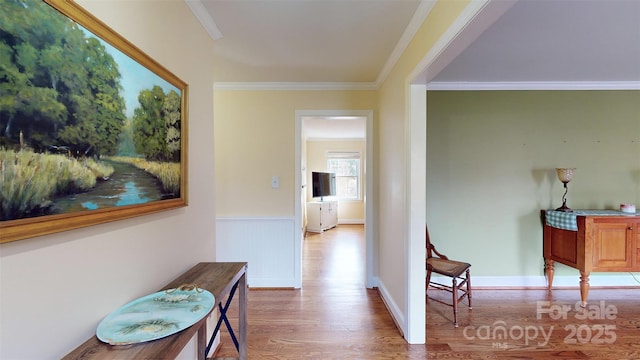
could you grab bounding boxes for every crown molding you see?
[214,81,640,92]
[426,81,640,91]
[213,82,378,91]
[185,0,223,40]
[375,0,436,87]
[409,0,516,85]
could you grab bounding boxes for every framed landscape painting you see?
[0,0,188,243]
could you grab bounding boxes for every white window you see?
[326,152,361,200]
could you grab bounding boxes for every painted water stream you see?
[52,160,165,214]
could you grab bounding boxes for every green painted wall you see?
[427,90,640,276]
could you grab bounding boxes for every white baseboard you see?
[376,279,405,336]
[376,274,640,342]
[430,274,640,288]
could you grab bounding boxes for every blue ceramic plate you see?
[96,288,215,345]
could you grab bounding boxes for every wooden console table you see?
[542,210,640,306]
[63,262,248,360]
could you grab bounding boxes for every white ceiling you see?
[302,116,366,140]
[188,0,640,138]
[431,0,640,85]
[191,0,423,84]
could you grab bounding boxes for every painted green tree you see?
[132,86,181,162]
[0,0,125,156]
[163,90,181,162]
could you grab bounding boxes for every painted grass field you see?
[1,149,181,221]
[0,149,114,220]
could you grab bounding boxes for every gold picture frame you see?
[1,0,188,243]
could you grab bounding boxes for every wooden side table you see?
[63,262,248,360]
[542,209,640,305]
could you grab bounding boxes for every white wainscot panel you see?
[216,217,296,287]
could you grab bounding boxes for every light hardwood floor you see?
[213,224,640,359]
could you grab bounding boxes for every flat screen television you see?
[311,172,336,200]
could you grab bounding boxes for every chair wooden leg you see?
[452,277,459,327]
[425,269,432,301]
[466,269,472,309]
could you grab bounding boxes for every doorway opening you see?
[294,110,375,289]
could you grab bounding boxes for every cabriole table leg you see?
[544,259,555,289]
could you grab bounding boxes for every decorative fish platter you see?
[96,285,214,345]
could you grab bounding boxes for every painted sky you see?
[83,28,181,118]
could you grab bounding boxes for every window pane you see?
[336,176,357,198]
[328,159,358,176]
[327,157,360,200]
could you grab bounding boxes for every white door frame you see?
[404,0,514,344]
[404,84,427,343]
[294,110,376,288]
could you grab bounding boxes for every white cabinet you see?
[307,201,338,233]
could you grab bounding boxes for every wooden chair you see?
[425,226,472,327]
